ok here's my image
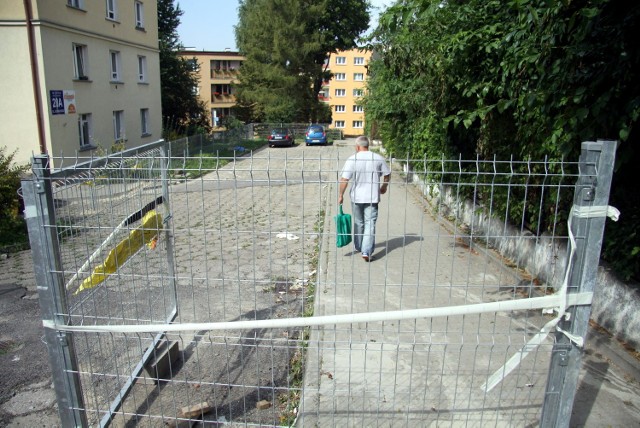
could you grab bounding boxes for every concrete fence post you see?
[540,140,617,427]
[22,155,87,427]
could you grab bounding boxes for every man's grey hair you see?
[355,136,369,147]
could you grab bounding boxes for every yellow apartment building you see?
[180,50,245,129]
[321,48,371,137]
[0,0,162,166]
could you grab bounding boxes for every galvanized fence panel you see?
[23,139,615,427]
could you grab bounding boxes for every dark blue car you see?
[304,125,327,145]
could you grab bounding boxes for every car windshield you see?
[308,126,323,133]
[272,128,287,134]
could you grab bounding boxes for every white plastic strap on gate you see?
[481,204,619,392]
[573,205,620,221]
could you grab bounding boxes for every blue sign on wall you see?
[50,90,65,115]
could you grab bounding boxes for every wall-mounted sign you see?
[64,90,76,114]
[50,90,64,115]
[49,90,76,115]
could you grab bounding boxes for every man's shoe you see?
[362,253,370,262]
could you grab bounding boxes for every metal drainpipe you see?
[24,0,48,155]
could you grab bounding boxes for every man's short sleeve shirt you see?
[341,151,391,203]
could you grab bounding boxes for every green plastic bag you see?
[335,204,352,248]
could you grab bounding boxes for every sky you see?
[177,0,392,52]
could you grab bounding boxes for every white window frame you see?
[137,55,147,82]
[335,89,346,97]
[113,110,125,142]
[353,105,364,113]
[353,88,363,97]
[72,43,88,80]
[78,113,92,148]
[335,120,345,128]
[67,0,83,8]
[335,105,345,113]
[354,73,364,81]
[106,0,118,20]
[134,1,144,28]
[353,120,364,128]
[336,56,346,65]
[354,57,365,65]
[140,108,150,136]
[335,73,346,81]
[110,50,122,81]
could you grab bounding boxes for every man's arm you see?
[380,174,390,195]
[338,177,349,205]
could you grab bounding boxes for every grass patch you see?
[278,207,324,426]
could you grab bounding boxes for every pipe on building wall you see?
[24,0,48,155]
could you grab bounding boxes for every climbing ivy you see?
[364,0,640,280]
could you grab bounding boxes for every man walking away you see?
[338,136,391,262]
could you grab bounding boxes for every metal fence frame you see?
[23,140,178,427]
[22,139,617,427]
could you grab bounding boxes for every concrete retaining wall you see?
[403,163,640,349]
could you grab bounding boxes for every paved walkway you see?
[298,139,640,426]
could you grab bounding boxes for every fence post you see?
[540,140,617,427]
[22,155,87,427]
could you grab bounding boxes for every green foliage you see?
[0,147,29,248]
[365,0,640,280]
[235,0,369,122]
[158,0,211,136]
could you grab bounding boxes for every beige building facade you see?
[321,48,371,137]
[0,0,162,166]
[180,50,245,129]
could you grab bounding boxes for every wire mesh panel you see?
[28,138,609,427]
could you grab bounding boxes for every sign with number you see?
[50,90,64,115]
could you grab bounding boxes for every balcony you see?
[210,68,238,79]
[211,93,235,104]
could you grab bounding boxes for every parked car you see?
[304,125,328,145]
[268,128,295,147]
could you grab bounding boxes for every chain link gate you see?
[23,139,616,427]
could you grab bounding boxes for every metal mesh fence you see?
[24,138,606,427]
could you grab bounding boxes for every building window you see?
[353,88,363,97]
[113,110,125,142]
[78,113,92,148]
[67,0,83,8]
[354,57,365,65]
[335,121,345,128]
[353,120,363,128]
[353,105,364,113]
[335,89,346,97]
[72,43,88,80]
[335,105,345,113]
[106,0,118,20]
[354,73,364,81]
[336,56,346,65]
[212,60,232,70]
[212,84,231,95]
[134,1,144,28]
[335,73,346,81]
[110,50,121,81]
[140,108,150,136]
[137,55,147,82]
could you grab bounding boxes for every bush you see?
[0,147,29,249]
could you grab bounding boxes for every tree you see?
[364,0,640,280]
[158,0,211,136]
[235,0,369,123]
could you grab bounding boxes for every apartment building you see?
[0,0,162,166]
[320,48,371,137]
[180,50,245,128]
